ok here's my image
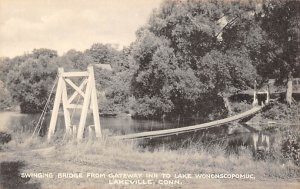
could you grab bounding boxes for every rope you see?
[31,74,58,139]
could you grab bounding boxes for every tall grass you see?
[3,133,300,180]
[46,137,300,180]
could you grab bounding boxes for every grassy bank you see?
[1,134,300,188]
[51,139,300,178]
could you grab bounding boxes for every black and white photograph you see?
[0,0,299,188]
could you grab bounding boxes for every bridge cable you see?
[32,74,58,138]
[31,74,58,139]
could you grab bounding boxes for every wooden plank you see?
[286,77,293,105]
[112,106,263,140]
[47,68,64,140]
[90,67,102,138]
[62,72,89,77]
[64,79,85,97]
[77,69,93,140]
[62,79,72,135]
[67,104,83,109]
[68,79,87,104]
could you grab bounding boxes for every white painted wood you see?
[62,72,89,77]
[47,68,64,141]
[68,79,87,104]
[90,67,102,138]
[67,104,83,109]
[77,67,93,140]
[62,79,72,135]
[266,91,270,104]
[253,81,258,106]
[48,66,103,141]
[65,79,85,97]
[286,78,293,105]
[253,91,258,106]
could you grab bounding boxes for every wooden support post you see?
[90,67,102,138]
[286,73,293,106]
[253,80,258,106]
[223,96,232,116]
[48,66,103,141]
[62,78,72,135]
[266,91,270,104]
[77,66,94,140]
[47,68,64,141]
[266,84,270,104]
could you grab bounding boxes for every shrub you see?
[0,132,11,144]
[281,130,300,166]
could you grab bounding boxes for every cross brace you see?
[47,66,101,141]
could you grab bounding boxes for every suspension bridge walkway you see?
[112,106,263,140]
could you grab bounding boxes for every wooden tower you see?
[47,66,101,141]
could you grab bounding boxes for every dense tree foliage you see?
[129,0,262,119]
[6,49,58,113]
[258,0,300,80]
[0,0,298,121]
[128,0,300,119]
[1,45,128,113]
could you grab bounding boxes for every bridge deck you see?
[112,106,263,140]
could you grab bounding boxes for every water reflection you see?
[252,132,271,152]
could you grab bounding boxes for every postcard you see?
[0,0,299,189]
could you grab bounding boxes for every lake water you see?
[0,111,272,153]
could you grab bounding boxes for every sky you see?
[0,0,163,58]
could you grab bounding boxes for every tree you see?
[6,49,58,113]
[0,58,13,110]
[84,43,125,71]
[147,0,223,69]
[258,0,300,80]
[58,49,93,71]
[0,80,12,110]
[197,50,257,114]
[0,57,11,81]
[130,0,259,118]
[130,30,177,118]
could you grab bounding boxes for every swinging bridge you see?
[112,106,263,140]
[40,66,269,141]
